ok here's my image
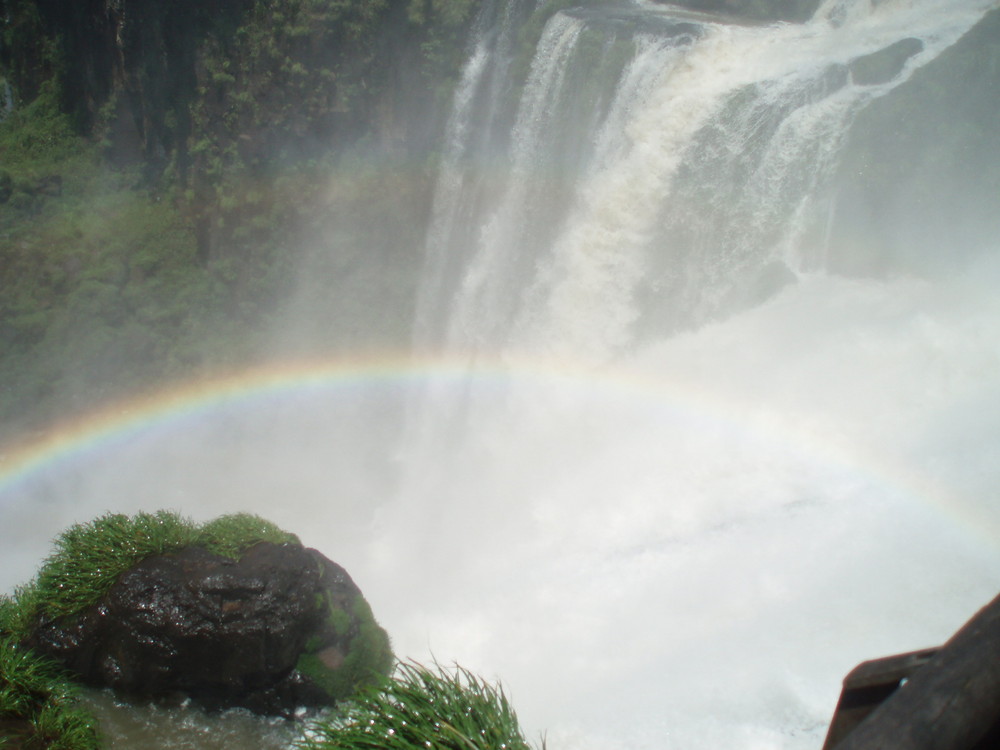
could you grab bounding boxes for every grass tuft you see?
[196,512,301,558]
[0,635,101,749]
[19,510,302,626]
[300,661,539,750]
[29,699,102,750]
[33,510,200,622]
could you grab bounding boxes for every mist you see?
[2,0,1000,748]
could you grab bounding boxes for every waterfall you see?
[416,0,997,362]
[389,0,1000,747]
[0,1,997,748]
[414,0,541,349]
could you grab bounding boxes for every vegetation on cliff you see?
[0,0,480,441]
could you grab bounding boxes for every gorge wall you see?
[1,0,998,436]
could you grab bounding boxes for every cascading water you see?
[390,0,1000,747]
[1,0,999,748]
[417,0,996,358]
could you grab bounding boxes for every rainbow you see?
[0,352,994,551]
[0,353,430,496]
[0,352,743,499]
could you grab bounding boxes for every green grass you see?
[32,511,201,622]
[300,661,539,750]
[0,635,101,749]
[11,511,302,628]
[196,512,301,558]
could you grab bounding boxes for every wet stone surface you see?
[27,543,381,715]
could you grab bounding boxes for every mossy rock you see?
[6,511,392,716]
[295,582,394,704]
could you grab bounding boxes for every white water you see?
[445,0,993,359]
[3,262,999,749]
[395,0,1000,746]
[2,0,1000,748]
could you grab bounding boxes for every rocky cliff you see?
[0,0,476,436]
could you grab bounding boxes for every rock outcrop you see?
[25,542,392,715]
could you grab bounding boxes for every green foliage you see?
[196,512,302,558]
[0,585,43,640]
[0,0,467,440]
[0,635,101,750]
[16,511,302,626]
[187,0,394,259]
[0,636,67,716]
[29,700,101,750]
[0,115,276,435]
[300,661,538,750]
[0,78,79,171]
[33,511,200,621]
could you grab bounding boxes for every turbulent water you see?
[3,0,1000,748]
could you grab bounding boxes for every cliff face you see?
[2,0,402,160]
[0,0,477,436]
[0,0,470,250]
[829,7,1000,277]
[2,0,219,151]
[654,0,822,22]
[1,0,996,437]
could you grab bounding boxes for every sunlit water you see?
[2,0,999,747]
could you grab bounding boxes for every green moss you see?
[296,593,393,704]
[311,592,353,638]
[300,662,537,750]
[296,651,350,702]
[196,512,302,559]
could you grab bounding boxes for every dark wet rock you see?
[0,170,12,204]
[850,38,924,86]
[650,0,822,23]
[26,543,392,715]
